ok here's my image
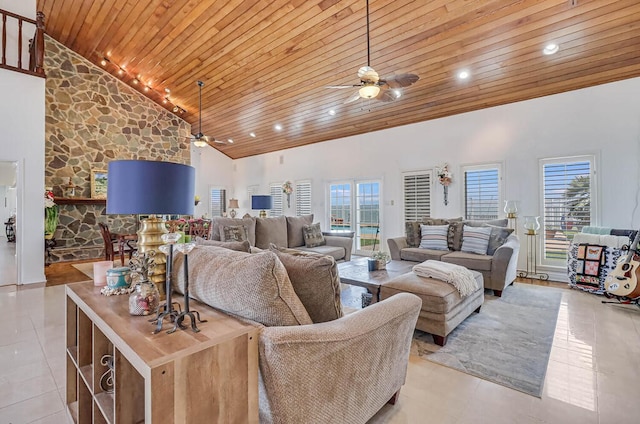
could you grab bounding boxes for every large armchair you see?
[258,293,421,424]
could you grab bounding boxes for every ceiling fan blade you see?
[375,88,398,102]
[211,138,229,145]
[326,85,361,89]
[380,73,420,88]
[344,91,362,104]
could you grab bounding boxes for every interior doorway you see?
[0,161,18,286]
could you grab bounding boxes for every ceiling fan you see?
[190,80,232,147]
[327,0,419,103]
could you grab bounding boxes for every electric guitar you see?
[605,230,640,298]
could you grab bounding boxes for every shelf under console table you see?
[65,281,259,423]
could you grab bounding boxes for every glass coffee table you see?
[337,257,415,305]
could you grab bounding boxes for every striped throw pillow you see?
[419,224,449,251]
[461,225,492,255]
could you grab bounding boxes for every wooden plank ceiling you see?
[38,0,640,159]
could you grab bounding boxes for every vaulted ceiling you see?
[38,0,640,159]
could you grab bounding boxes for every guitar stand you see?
[601,293,640,309]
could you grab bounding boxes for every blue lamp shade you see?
[106,160,195,215]
[251,195,273,210]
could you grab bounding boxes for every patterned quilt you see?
[567,243,623,294]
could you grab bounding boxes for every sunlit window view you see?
[330,181,381,253]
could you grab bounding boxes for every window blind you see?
[464,168,499,220]
[403,172,431,222]
[209,188,226,217]
[269,183,283,217]
[295,180,312,216]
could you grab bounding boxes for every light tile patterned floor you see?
[1,282,639,423]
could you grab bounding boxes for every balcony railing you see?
[0,9,44,77]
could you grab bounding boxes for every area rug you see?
[412,283,562,397]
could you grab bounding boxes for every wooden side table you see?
[65,281,259,423]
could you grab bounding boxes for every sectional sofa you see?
[387,218,520,296]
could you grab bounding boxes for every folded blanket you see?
[412,260,479,297]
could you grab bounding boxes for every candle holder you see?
[151,232,183,334]
[168,242,207,334]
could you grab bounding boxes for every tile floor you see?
[1,282,639,423]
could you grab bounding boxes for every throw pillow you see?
[220,224,249,242]
[486,226,515,255]
[448,221,465,251]
[255,215,288,249]
[286,214,314,248]
[171,246,312,327]
[195,237,251,253]
[303,222,326,248]
[464,218,508,228]
[405,221,421,247]
[269,244,343,323]
[210,216,256,246]
[461,225,492,255]
[418,224,449,250]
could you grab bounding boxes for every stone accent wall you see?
[44,36,191,262]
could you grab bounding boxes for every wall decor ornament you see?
[436,163,453,206]
[282,181,293,208]
[91,169,108,199]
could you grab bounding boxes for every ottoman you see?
[380,270,484,346]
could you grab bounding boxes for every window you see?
[541,155,596,264]
[269,183,283,217]
[295,180,312,216]
[329,180,382,255]
[209,188,226,217]
[329,182,351,229]
[403,171,431,222]
[463,164,502,220]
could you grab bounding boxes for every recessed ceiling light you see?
[117,68,124,75]
[163,98,168,104]
[106,51,112,57]
[328,109,336,116]
[543,43,559,55]
[144,86,150,92]
[228,139,234,144]
[274,124,283,131]
[173,106,178,112]
[458,70,470,80]
[100,59,107,66]
[392,90,401,99]
[132,78,139,85]
[164,88,171,93]
[249,132,256,138]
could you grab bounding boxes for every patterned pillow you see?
[486,226,515,255]
[419,224,449,250]
[194,237,250,252]
[219,224,248,242]
[303,222,326,248]
[405,221,422,247]
[461,225,492,255]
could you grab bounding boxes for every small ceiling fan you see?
[190,80,232,147]
[327,0,419,103]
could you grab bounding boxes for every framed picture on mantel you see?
[91,169,108,199]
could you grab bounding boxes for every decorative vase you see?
[129,281,160,316]
[376,259,387,270]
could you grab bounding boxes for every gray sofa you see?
[172,245,421,423]
[209,215,353,261]
[387,218,520,296]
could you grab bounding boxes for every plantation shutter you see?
[209,188,226,217]
[464,168,499,220]
[403,172,431,222]
[295,180,312,216]
[269,183,283,217]
[542,158,593,261]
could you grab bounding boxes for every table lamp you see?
[106,160,195,330]
[251,195,273,218]
[228,198,239,218]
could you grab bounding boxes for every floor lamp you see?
[106,160,195,332]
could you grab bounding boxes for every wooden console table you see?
[65,281,259,423]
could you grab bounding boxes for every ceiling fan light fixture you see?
[359,84,380,99]
[193,139,207,148]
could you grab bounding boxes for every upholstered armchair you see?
[257,293,422,424]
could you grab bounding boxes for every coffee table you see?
[337,257,415,304]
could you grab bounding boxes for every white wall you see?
[0,0,46,284]
[195,76,640,277]
[190,146,235,218]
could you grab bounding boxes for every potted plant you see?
[371,251,391,270]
